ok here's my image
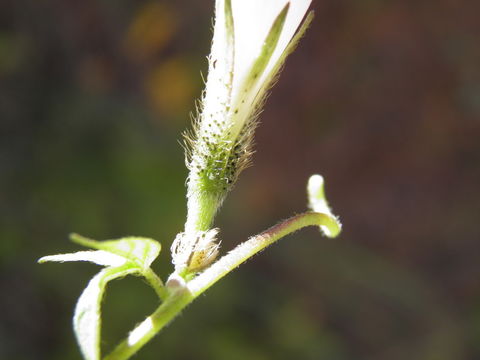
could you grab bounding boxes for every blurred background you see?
[1,0,479,359]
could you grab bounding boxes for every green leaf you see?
[74,265,137,360]
[307,174,342,238]
[39,235,166,359]
[70,234,161,270]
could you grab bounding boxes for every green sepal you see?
[258,11,314,97]
[242,2,290,96]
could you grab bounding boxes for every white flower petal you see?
[231,0,311,93]
[200,0,311,140]
[230,0,288,90]
[229,0,312,136]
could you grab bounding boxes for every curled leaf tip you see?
[307,174,342,238]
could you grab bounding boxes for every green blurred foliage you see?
[1,0,479,359]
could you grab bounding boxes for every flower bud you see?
[184,0,314,233]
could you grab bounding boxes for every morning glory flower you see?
[183,0,314,237]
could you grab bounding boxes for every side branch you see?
[188,211,336,296]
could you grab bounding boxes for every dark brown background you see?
[1,1,479,359]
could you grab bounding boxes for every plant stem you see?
[184,192,221,232]
[104,291,193,360]
[143,268,168,301]
[103,211,333,360]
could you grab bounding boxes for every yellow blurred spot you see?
[146,57,195,119]
[124,3,177,61]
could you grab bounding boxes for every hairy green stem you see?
[184,192,221,232]
[104,211,332,360]
[143,268,168,301]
